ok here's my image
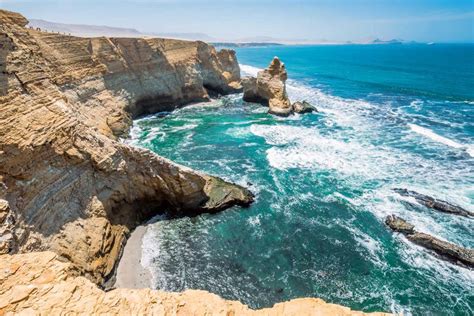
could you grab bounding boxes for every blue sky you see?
[1,0,473,42]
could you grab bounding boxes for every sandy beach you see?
[114,225,152,289]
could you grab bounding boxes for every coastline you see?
[114,225,152,289]
[4,6,466,314]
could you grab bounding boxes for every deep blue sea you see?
[128,44,474,314]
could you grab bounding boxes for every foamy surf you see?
[132,57,473,315]
[408,123,473,157]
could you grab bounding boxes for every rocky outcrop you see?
[293,100,317,114]
[385,215,474,268]
[242,57,316,116]
[242,57,292,116]
[394,189,473,218]
[0,9,252,285]
[0,251,390,315]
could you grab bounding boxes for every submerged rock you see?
[394,188,473,218]
[242,57,293,116]
[293,100,317,114]
[385,215,474,268]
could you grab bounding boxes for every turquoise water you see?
[129,44,474,314]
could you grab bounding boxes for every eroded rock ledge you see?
[0,8,251,285]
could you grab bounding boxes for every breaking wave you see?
[408,123,474,157]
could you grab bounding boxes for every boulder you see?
[242,57,293,116]
[394,188,473,218]
[293,100,317,114]
[385,215,474,268]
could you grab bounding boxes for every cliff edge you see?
[0,9,389,315]
[0,9,250,284]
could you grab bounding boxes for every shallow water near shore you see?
[127,44,474,314]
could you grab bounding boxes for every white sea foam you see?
[408,123,473,157]
[249,123,407,179]
[133,65,473,309]
[239,64,261,77]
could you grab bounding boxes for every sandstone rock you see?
[243,57,293,116]
[0,9,252,284]
[394,188,473,218]
[385,215,474,268]
[0,199,9,223]
[385,215,415,234]
[0,9,28,27]
[0,251,390,315]
[0,199,15,255]
[293,100,317,114]
[242,76,261,102]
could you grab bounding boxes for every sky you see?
[1,0,473,42]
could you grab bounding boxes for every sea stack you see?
[242,57,316,116]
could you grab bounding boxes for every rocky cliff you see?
[0,9,388,315]
[0,9,251,285]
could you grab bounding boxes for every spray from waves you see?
[408,124,474,157]
[240,64,261,77]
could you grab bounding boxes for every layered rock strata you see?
[0,251,390,315]
[0,9,252,285]
[242,57,316,116]
[385,215,474,268]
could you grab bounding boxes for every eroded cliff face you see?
[0,9,251,285]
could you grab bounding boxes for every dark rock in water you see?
[385,215,474,268]
[393,188,473,218]
[293,100,317,114]
[385,215,415,234]
[407,232,474,268]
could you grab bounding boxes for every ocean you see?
[127,44,474,314]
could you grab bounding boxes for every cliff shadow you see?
[0,32,14,96]
[98,37,197,120]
